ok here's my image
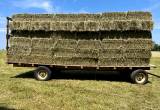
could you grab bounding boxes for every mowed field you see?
[0,50,160,110]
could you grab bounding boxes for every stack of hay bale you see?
[8,12,153,67]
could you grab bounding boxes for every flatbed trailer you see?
[6,12,153,84]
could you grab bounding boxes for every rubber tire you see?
[34,66,52,81]
[130,69,148,85]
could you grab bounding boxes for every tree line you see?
[152,42,160,51]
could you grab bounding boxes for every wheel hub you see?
[38,70,48,79]
[135,73,146,83]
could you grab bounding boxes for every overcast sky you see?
[0,0,160,49]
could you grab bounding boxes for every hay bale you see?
[127,11,152,20]
[53,48,76,57]
[53,57,97,66]
[101,39,124,49]
[8,46,31,56]
[98,58,150,66]
[31,48,52,56]
[32,38,53,48]
[76,49,99,58]
[7,54,53,64]
[102,12,127,20]
[72,22,85,31]
[77,40,101,49]
[29,55,53,64]
[10,37,31,47]
[54,39,77,49]
[99,49,123,58]
[124,49,151,58]
[125,39,152,49]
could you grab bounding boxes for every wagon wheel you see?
[130,69,148,84]
[34,66,52,81]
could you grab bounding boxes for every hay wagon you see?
[6,12,153,84]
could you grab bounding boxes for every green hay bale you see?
[31,48,52,56]
[125,39,152,49]
[99,49,123,58]
[72,22,85,31]
[10,37,31,47]
[98,58,124,66]
[32,38,54,48]
[127,11,152,20]
[8,46,31,56]
[124,49,151,58]
[33,21,50,31]
[53,48,76,57]
[29,55,53,64]
[77,40,101,49]
[76,49,99,58]
[101,39,124,49]
[84,21,99,31]
[55,39,77,49]
[102,12,127,20]
[53,57,97,66]
[98,58,150,66]
[7,54,53,64]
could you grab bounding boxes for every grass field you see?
[0,50,160,110]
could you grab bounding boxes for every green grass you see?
[0,50,160,110]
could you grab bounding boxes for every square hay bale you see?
[124,49,151,58]
[99,21,113,31]
[101,39,124,49]
[53,48,76,57]
[31,47,52,56]
[72,22,85,31]
[54,39,77,49]
[29,55,53,64]
[127,11,152,20]
[10,37,31,47]
[77,40,101,49]
[125,39,152,49]
[76,49,99,58]
[102,12,127,21]
[32,38,54,48]
[53,57,98,66]
[99,49,123,58]
[8,46,31,56]
[84,21,99,31]
[98,58,125,66]
[8,54,53,64]
[123,58,150,66]
[98,58,150,66]
[28,22,50,31]
[7,54,28,63]
[50,21,64,31]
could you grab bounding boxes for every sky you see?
[0,0,160,49]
